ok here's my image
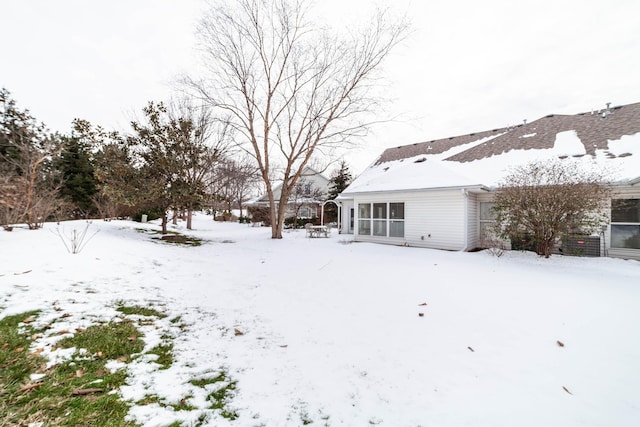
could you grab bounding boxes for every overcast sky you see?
[2,0,639,173]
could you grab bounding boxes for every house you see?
[336,102,640,260]
[248,167,330,222]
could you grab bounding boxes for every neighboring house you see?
[337,102,640,260]
[248,167,330,220]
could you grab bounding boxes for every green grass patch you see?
[0,313,143,426]
[116,304,167,319]
[148,343,174,370]
[190,371,238,420]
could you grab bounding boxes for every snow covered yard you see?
[1,214,639,427]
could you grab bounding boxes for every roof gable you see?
[343,102,640,195]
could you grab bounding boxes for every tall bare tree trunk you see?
[187,0,407,239]
[161,214,168,235]
[187,208,193,230]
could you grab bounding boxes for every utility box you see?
[562,235,601,257]
[141,214,148,223]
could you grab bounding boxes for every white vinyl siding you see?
[466,192,479,249]
[353,189,466,250]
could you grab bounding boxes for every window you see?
[358,203,371,235]
[612,199,640,223]
[373,203,387,236]
[479,202,496,241]
[358,202,404,238]
[304,183,311,195]
[611,199,640,249]
[299,206,312,219]
[389,203,405,237]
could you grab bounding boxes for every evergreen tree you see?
[328,160,353,199]
[57,135,97,217]
[324,160,353,223]
[71,119,139,220]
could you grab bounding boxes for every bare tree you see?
[0,174,23,229]
[209,155,260,220]
[1,89,63,229]
[186,0,408,238]
[493,159,612,258]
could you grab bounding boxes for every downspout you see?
[462,189,469,251]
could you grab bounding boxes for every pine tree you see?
[58,135,97,217]
[328,160,353,199]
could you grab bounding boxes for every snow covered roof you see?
[343,102,640,195]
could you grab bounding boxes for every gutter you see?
[462,189,470,251]
[341,184,490,198]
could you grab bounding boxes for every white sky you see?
[2,0,639,173]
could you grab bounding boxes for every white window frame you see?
[358,202,404,238]
[299,206,312,219]
[479,201,497,242]
[611,198,640,249]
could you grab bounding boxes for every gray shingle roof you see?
[376,102,640,164]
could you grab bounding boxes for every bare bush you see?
[53,221,99,254]
[493,159,611,258]
[480,236,507,258]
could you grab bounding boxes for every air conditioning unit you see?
[561,235,601,257]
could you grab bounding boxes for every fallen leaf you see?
[19,383,43,392]
[53,306,63,312]
[418,302,428,306]
[76,369,84,378]
[31,333,43,340]
[127,335,138,341]
[14,270,32,275]
[13,347,25,354]
[563,386,573,395]
[279,345,288,348]
[22,316,35,324]
[60,313,72,319]
[2,343,9,350]
[57,330,71,336]
[418,312,424,317]
[557,340,565,347]
[96,351,103,358]
[31,348,44,355]
[75,328,86,333]
[117,355,129,362]
[234,328,244,336]
[467,346,475,352]
[71,388,103,396]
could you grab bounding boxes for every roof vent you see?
[523,119,527,125]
